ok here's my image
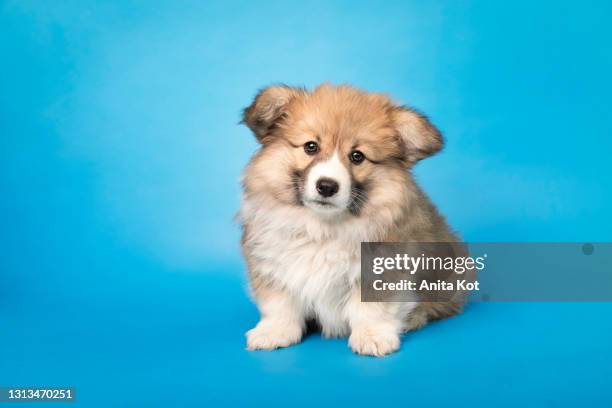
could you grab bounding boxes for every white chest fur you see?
[241,199,366,336]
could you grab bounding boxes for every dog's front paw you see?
[246,319,303,351]
[348,327,400,357]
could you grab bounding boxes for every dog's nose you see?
[316,178,339,197]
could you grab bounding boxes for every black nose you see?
[316,178,339,197]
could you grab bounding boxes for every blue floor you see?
[2,261,611,406]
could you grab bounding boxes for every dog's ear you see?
[392,106,443,164]
[242,85,303,143]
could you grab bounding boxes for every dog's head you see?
[241,84,442,220]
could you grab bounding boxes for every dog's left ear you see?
[392,107,443,164]
[242,85,303,144]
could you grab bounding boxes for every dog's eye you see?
[349,150,365,164]
[304,141,319,155]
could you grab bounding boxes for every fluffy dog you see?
[239,84,464,356]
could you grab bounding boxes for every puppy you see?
[239,84,464,356]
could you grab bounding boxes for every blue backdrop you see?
[1,1,611,406]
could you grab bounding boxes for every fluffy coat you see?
[239,84,464,356]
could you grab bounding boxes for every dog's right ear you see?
[242,85,303,144]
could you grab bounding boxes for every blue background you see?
[1,0,611,406]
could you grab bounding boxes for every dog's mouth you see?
[303,198,346,218]
[305,199,337,208]
[292,169,368,216]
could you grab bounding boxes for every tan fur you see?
[239,84,464,356]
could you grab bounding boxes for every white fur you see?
[246,291,304,350]
[239,193,416,347]
[303,152,351,216]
